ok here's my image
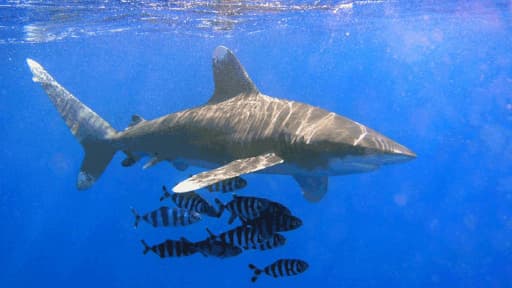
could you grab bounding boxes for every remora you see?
[27,46,415,202]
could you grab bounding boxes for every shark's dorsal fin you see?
[208,46,259,104]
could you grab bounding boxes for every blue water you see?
[1,0,512,287]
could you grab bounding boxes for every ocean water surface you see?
[1,0,512,287]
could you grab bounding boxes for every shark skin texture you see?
[27,46,415,202]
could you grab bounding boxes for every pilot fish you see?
[248,259,309,282]
[205,226,269,250]
[140,239,197,258]
[131,206,201,228]
[245,212,302,239]
[206,176,247,193]
[161,186,220,217]
[215,195,271,224]
[245,233,286,251]
[194,238,243,258]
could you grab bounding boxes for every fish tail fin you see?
[140,240,151,255]
[131,207,141,228]
[27,59,118,190]
[160,186,171,202]
[214,198,225,218]
[205,228,216,239]
[248,264,262,282]
[227,214,237,225]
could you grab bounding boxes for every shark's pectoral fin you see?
[293,175,328,203]
[172,153,284,193]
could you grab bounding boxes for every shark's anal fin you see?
[172,153,284,193]
[208,46,259,104]
[293,175,328,203]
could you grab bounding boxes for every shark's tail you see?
[27,59,118,190]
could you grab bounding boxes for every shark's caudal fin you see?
[208,46,259,104]
[27,59,117,190]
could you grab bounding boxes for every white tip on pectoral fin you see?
[293,175,328,203]
[173,153,284,193]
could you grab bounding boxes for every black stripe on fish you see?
[161,207,169,226]
[150,210,159,227]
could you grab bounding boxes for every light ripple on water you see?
[1,0,510,44]
[0,0,396,44]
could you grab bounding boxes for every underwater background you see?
[1,0,512,287]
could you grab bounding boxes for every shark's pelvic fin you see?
[27,59,117,190]
[208,46,259,105]
[172,160,189,171]
[293,175,329,203]
[121,151,145,167]
[172,153,284,193]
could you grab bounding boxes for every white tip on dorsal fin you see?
[208,46,259,104]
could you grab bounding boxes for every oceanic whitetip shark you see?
[27,46,415,202]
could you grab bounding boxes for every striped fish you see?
[246,212,302,239]
[215,195,271,224]
[140,239,197,258]
[161,186,220,217]
[194,238,243,259]
[266,201,292,216]
[249,259,309,282]
[131,206,201,228]
[245,233,286,251]
[206,176,247,193]
[205,226,268,250]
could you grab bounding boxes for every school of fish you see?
[132,176,309,282]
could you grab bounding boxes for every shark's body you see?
[27,46,415,202]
